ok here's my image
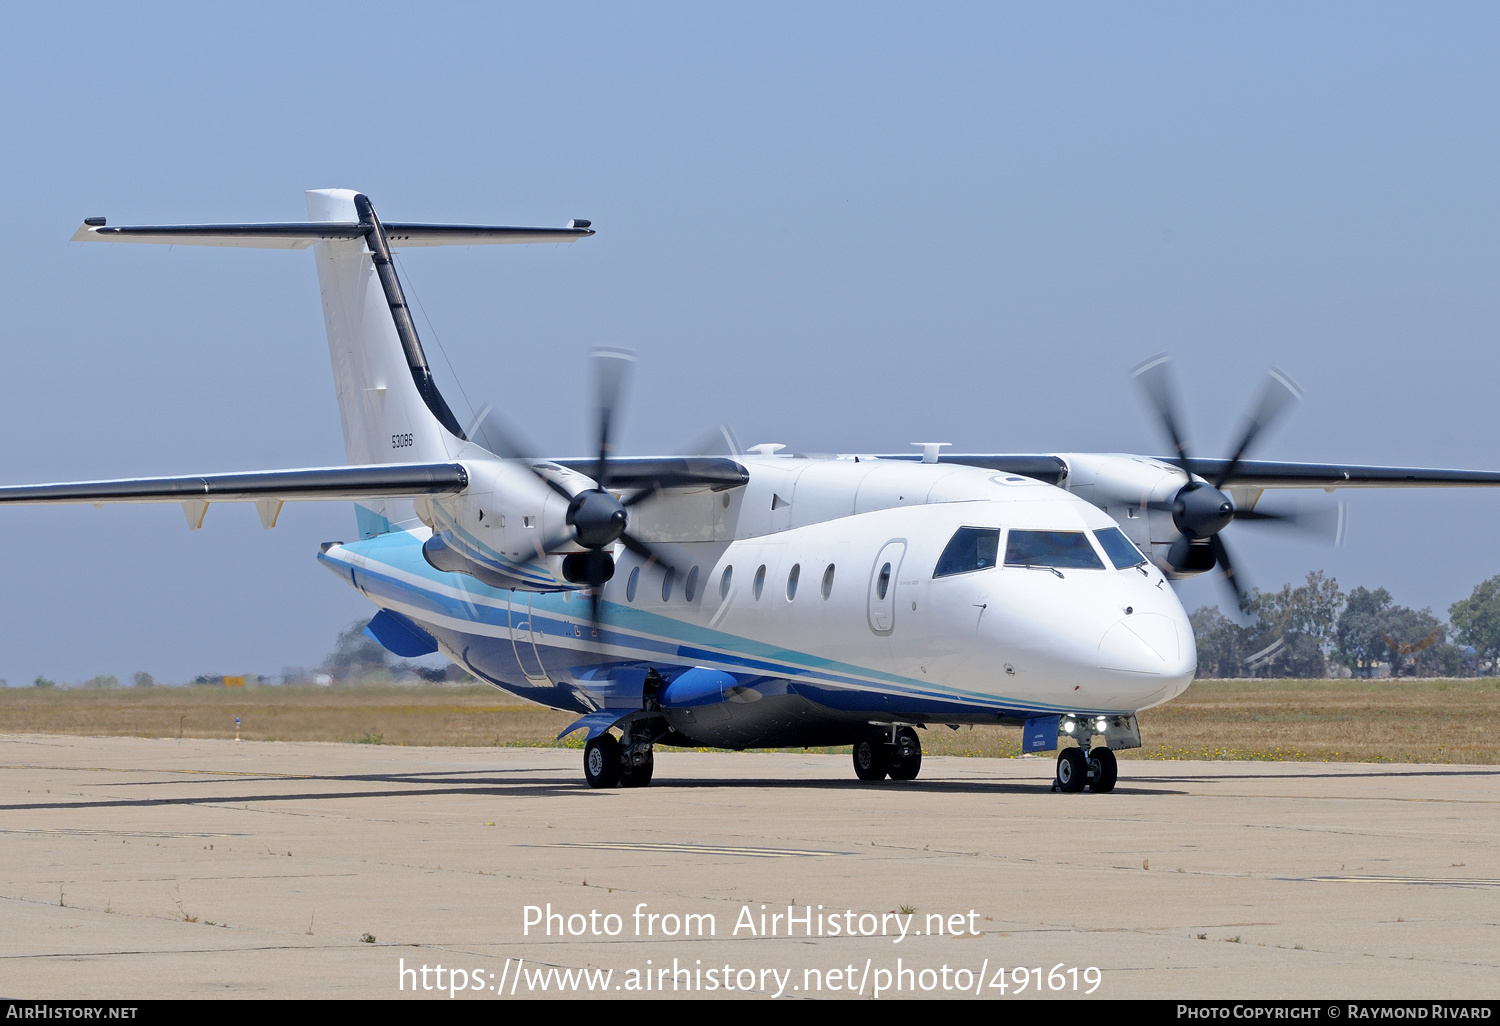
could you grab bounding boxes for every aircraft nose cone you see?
[1098,613,1183,674]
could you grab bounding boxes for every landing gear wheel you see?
[1087,746,1117,793]
[584,733,622,788]
[887,726,923,781]
[620,749,654,788]
[1055,747,1087,793]
[852,739,890,781]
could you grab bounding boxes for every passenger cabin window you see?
[1095,527,1147,569]
[685,566,700,602]
[876,562,892,600]
[626,566,640,603]
[1004,530,1105,570]
[821,563,835,599]
[786,564,800,600]
[753,564,766,600]
[662,568,676,602]
[933,527,1001,578]
[720,566,733,600]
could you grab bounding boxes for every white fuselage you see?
[329,453,1196,729]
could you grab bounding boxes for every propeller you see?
[464,347,682,632]
[1131,354,1344,610]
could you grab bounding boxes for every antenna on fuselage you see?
[910,442,951,464]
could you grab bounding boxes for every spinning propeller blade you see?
[1208,534,1249,611]
[1231,500,1347,545]
[464,405,574,501]
[1131,353,1193,476]
[466,348,730,645]
[1215,369,1303,489]
[592,346,635,489]
[1132,355,1340,610]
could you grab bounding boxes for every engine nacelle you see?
[415,457,602,591]
[1051,452,1208,579]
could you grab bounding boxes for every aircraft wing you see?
[875,453,1500,490]
[0,462,469,505]
[548,456,749,491]
[0,457,748,507]
[1173,458,1500,489]
[873,454,1073,484]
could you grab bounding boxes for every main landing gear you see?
[853,726,923,782]
[583,723,655,789]
[1053,744,1117,793]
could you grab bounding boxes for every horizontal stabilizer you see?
[0,462,468,505]
[72,221,593,249]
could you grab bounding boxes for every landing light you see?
[1096,717,1108,732]
[1062,718,1077,734]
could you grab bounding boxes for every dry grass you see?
[1,678,1496,764]
[1125,677,1500,765]
[0,684,577,748]
[924,678,1500,764]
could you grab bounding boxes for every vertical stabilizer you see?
[306,189,462,535]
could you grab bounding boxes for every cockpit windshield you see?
[1094,527,1148,569]
[1004,530,1105,570]
[933,527,1001,577]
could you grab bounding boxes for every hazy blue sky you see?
[2,3,1498,683]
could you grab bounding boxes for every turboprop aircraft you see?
[7,189,1500,793]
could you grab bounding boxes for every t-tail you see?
[71,191,594,536]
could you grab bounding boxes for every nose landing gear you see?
[1055,747,1087,792]
[1089,746,1118,792]
[1053,744,1117,793]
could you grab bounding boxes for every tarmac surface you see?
[1,733,1497,1000]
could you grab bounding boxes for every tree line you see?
[1190,572,1500,678]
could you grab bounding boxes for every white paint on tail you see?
[306,189,461,536]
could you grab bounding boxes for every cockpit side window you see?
[1004,530,1105,570]
[933,527,1001,578]
[1094,527,1147,569]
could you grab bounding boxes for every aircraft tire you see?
[1055,748,1087,793]
[852,738,890,781]
[887,726,922,781]
[620,750,654,788]
[1087,747,1117,792]
[584,733,622,788]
